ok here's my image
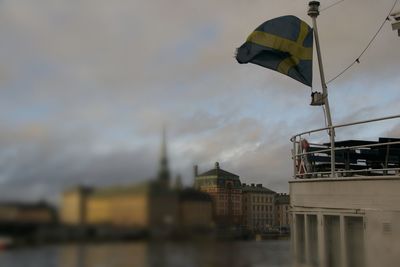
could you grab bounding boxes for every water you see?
[0,240,291,267]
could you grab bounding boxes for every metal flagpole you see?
[308,1,336,177]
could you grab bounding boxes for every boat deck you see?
[290,115,400,267]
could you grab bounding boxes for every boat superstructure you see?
[290,115,400,267]
[234,1,399,264]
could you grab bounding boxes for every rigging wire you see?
[320,0,345,12]
[326,0,399,84]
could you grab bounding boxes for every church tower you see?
[157,127,170,188]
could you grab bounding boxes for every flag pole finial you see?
[308,1,320,17]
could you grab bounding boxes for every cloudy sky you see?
[0,0,399,203]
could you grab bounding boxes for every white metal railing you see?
[290,115,400,179]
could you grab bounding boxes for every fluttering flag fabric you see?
[236,15,313,87]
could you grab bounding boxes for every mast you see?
[308,1,336,177]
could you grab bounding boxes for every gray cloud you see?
[0,0,399,202]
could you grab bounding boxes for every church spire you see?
[158,126,170,187]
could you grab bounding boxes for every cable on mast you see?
[326,0,399,84]
[320,0,345,12]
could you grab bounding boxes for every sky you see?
[0,0,399,203]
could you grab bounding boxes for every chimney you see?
[193,165,198,177]
[215,162,220,169]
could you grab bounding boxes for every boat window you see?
[307,215,319,267]
[295,214,306,263]
[345,216,365,267]
[324,215,341,267]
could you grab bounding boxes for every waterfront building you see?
[194,162,243,226]
[275,193,290,230]
[60,186,92,225]
[60,130,213,231]
[241,183,276,232]
[61,182,214,230]
[178,188,213,229]
[0,202,56,225]
[61,184,179,230]
[86,182,178,228]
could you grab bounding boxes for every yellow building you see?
[60,186,92,225]
[60,182,215,231]
[0,202,56,225]
[60,130,213,231]
[61,181,180,229]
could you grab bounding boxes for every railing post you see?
[330,126,336,177]
[292,115,400,179]
[293,137,298,179]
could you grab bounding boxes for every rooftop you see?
[275,193,290,204]
[89,180,172,198]
[179,188,212,202]
[241,183,276,194]
[197,162,240,179]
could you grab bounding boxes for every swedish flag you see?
[236,15,313,87]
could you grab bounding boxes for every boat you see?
[291,115,400,267]
[287,1,400,266]
[234,1,400,265]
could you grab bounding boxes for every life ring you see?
[301,139,310,151]
[296,139,310,176]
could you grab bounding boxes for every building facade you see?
[60,182,214,231]
[61,186,92,225]
[275,193,290,230]
[0,202,56,225]
[194,162,242,226]
[242,183,276,232]
[178,189,213,229]
[61,182,179,229]
[60,130,213,231]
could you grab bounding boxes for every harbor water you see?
[0,240,291,267]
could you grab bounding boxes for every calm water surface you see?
[0,240,291,267]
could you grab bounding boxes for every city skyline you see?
[0,0,399,203]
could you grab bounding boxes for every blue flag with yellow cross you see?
[236,15,313,87]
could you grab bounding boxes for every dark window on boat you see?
[324,215,341,267]
[295,214,306,263]
[307,214,319,267]
[345,216,365,267]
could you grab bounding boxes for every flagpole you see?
[308,1,336,177]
